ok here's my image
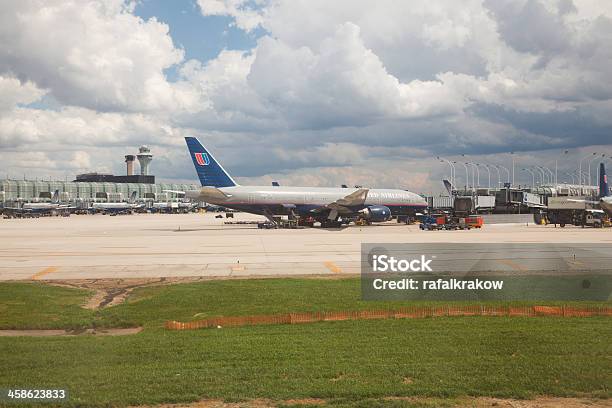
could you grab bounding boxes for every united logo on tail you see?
[194,152,210,166]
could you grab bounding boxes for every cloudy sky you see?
[1,0,611,192]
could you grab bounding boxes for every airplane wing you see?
[330,188,369,208]
[310,188,369,219]
[164,188,230,200]
[199,187,231,200]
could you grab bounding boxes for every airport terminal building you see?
[0,179,198,203]
[0,146,199,203]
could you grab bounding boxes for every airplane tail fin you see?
[185,137,237,188]
[443,179,454,196]
[599,162,609,198]
[129,191,137,203]
[52,190,59,203]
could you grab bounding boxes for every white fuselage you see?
[188,185,426,213]
[22,203,62,210]
[92,202,139,210]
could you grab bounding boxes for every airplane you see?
[595,163,611,215]
[91,191,144,214]
[568,163,611,216]
[180,136,427,227]
[2,190,74,217]
[150,200,196,214]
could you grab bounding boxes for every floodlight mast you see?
[478,163,491,189]
[437,156,456,189]
[522,168,535,187]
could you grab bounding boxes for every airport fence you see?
[164,304,612,330]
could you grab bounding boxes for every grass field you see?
[0,279,610,407]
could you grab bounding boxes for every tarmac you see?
[1,213,611,281]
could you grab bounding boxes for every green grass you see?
[0,282,94,329]
[0,318,610,406]
[0,279,610,407]
[1,279,609,329]
[100,277,450,328]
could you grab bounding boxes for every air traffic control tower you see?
[137,145,153,176]
[74,146,155,184]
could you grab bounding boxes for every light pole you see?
[468,162,480,190]
[534,166,545,185]
[579,152,596,187]
[479,163,491,189]
[461,154,470,192]
[535,166,545,184]
[558,150,569,185]
[522,168,535,187]
[572,169,580,184]
[452,161,459,188]
[539,166,554,185]
[589,153,604,186]
[460,162,469,191]
[491,164,502,188]
[510,151,515,186]
[498,165,510,184]
[465,162,475,192]
[437,156,455,189]
[580,171,589,193]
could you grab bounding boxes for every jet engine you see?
[362,205,392,222]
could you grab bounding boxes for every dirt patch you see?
[468,397,611,407]
[47,277,208,309]
[281,399,325,406]
[133,400,277,408]
[132,397,611,408]
[0,327,142,337]
[385,396,612,407]
[43,275,356,310]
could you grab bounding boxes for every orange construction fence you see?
[164,305,612,331]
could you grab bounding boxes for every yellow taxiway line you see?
[324,261,343,273]
[30,266,58,280]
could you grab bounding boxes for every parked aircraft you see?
[180,137,427,227]
[597,163,611,215]
[569,163,611,216]
[2,190,74,217]
[150,200,195,213]
[91,191,144,214]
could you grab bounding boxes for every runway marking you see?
[30,266,58,280]
[0,249,362,257]
[324,261,343,274]
[496,259,527,271]
[305,243,352,246]
[230,264,245,272]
